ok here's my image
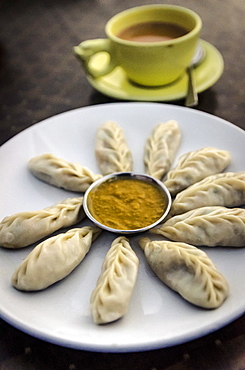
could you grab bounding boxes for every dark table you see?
[0,0,244,369]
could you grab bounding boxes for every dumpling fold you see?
[163,147,231,196]
[144,120,181,180]
[29,153,102,192]
[0,197,85,249]
[90,236,139,324]
[11,226,101,291]
[151,206,245,247]
[95,121,133,175]
[139,238,229,309]
[170,172,245,216]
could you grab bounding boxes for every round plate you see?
[85,40,224,101]
[0,103,244,353]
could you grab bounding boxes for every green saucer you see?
[86,40,224,101]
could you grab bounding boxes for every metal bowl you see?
[83,172,171,234]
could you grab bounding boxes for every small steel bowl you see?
[83,172,171,234]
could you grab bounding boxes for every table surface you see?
[0,0,244,369]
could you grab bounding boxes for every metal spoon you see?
[185,44,206,107]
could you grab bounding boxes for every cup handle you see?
[74,39,117,78]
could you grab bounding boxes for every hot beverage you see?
[117,21,189,43]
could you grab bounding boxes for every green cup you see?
[74,5,202,87]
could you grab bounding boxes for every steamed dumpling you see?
[11,226,101,291]
[139,238,229,309]
[144,120,181,180]
[95,121,133,175]
[90,236,139,324]
[29,153,102,192]
[163,147,231,196]
[151,206,245,247]
[170,172,245,216]
[0,197,85,249]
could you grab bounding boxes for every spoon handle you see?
[185,66,198,107]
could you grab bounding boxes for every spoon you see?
[185,44,206,107]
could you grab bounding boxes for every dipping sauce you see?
[117,21,189,43]
[87,177,167,230]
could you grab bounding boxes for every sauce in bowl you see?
[84,172,171,233]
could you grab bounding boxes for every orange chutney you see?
[87,177,167,230]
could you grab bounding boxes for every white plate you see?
[0,103,244,353]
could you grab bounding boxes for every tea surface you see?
[117,21,189,42]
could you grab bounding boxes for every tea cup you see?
[74,4,202,87]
